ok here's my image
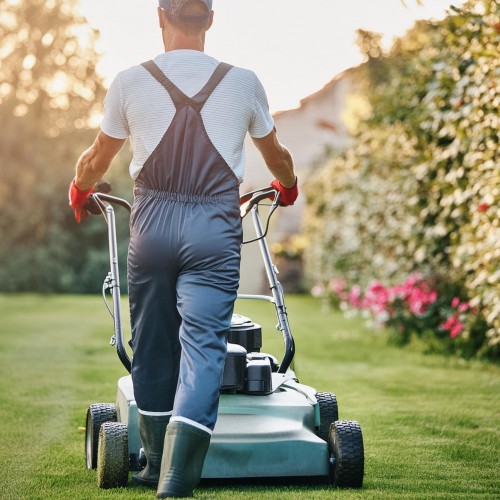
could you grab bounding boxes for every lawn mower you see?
[83,185,364,490]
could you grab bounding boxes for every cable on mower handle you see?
[240,187,280,245]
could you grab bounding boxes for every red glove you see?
[68,178,94,224]
[270,177,298,206]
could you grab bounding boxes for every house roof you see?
[273,66,358,119]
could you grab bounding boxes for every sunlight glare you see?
[46,71,69,97]
[22,54,36,70]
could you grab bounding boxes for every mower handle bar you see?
[87,184,294,374]
[86,184,277,216]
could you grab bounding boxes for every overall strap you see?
[191,62,233,110]
[141,60,233,112]
[141,60,190,111]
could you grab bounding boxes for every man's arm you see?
[252,129,296,188]
[74,131,126,190]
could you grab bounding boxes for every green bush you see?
[304,0,499,358]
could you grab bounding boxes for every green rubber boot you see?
[156,421,211,498]
[132,414,170,487]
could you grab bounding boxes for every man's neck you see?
[163,32,205,52]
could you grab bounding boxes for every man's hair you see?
[164,0,211,35]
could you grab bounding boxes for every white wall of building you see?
[239,71,355,293]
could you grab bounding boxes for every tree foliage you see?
[0,0,104,133]
[0,0,131,293]
[304,0,499,357]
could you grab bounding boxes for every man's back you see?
[101,50,274,181]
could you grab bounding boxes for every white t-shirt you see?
[100,50,274,182]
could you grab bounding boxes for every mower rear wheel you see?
[316,392,339,442]
[329,420,364,488]
[97,422,129,489]
[86,403,117,469]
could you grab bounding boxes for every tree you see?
[0,0,125,292]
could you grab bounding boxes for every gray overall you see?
[128,60,242,431]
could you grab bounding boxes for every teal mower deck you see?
[83,186,365,490]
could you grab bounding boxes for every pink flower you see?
[406,281,437,315]
[458,302,470,313]
[450,320,464,338]
[363,281,391,315]
[441,317,453,330]
[451,297,470,313]
[440,314,464,338]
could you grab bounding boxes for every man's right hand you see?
[68,178,94,224]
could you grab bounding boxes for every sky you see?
[79,0,464,113]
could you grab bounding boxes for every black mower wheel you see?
[329,420,364,488]
[86,403,117,469]
[97,422,129,489]
[316,392,339,442]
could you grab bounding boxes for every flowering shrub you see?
[304,0,499,358]
[314,273,484,356]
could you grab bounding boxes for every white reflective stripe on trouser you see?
[170,416,213,436]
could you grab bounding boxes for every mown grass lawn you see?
[0,294,498,499]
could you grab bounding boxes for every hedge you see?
[304,0,499,358]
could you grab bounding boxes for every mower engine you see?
[222,314,277,395]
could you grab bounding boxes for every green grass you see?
[0,294,498,499]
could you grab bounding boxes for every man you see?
[69,0,297,497]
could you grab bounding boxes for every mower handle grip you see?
[84,182,132,214]
[90,193,132,213]
[240,187,279,218]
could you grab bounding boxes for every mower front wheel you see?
[97,422,129,489]
[329,420,364,488]
[86,403,117,469]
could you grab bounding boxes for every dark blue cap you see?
[159,0,213,22]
